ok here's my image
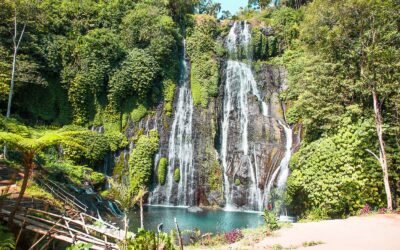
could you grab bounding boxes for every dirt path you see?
[194,214,400,250]
[255,214,400,250]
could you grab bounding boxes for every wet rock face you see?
[114,28,290,210]
[217,60,288,209]
[192,100,224,207]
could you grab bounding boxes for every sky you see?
[217,0,248,15]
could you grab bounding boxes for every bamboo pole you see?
[174,218,183,250]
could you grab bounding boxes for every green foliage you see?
[58,125,126,166]
[0,224,15,250]
[174,168,180,183]
[301,208,329,222]
[186,15,220,107]
[0,116,85,154]
[129,130,159,192]
[131,104,148,123]
[158,157,168,185]
[286,120,386,218]
[0,0,184,128]
[63,28,124,125]
[208,160,223,192]
[263,210,280,231]
[121,1,179,78]
[108,48,159,106]
[45,161,105,186]
[127,229,175,250]
[162,80,176,116]
[66,243,93,250]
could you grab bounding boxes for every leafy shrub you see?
[129,130,159,192]
[263,210,280,231]
[45,162,105,186]
[224,229,243,244]
[66,243,93,250]
[0,224,15,250]
[286,120,385,218]
[131,104,148,122]
[158,158,168,185]
[108,48,159,106]
[302,207,329,222]
[127,229,175,250]
[174,168,180,183]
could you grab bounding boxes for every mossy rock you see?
[158,157,168,185]
[174,168,180,183]
[235,179,241,186]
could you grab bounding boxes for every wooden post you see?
[174,218,183,250]
[15,208,28,248]
[29,218,62,250]
[80,213,89,234]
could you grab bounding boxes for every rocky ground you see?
[192,214,400,250]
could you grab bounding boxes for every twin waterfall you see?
[149,22,292,211]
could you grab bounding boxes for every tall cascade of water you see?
[221,21,292,211]
[149,41,195,206]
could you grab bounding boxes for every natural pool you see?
[129,206,264,234]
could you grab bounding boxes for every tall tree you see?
[6,2,25,119]
[0,117,85,224]
[300,0,400,209]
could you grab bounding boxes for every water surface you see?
[129,206,264,233]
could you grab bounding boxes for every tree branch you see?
[366,149,380,163]
[16,23,26,50]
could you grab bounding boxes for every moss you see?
[174,168,180,183]
[191,78,205,107]
[208,160,223,192]
[113,152,125,177]
[163,80,176,116]
[186,15,220,108]
[235,179,241,186]
[131,104,148,122]
[128,130,159,192]
[158,157,168,185]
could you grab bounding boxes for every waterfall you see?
[221,21,291,211]
[269,0,280,7]
[149,40,195,206]
[264,121,292,201]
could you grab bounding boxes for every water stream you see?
[149,41,195,206]
[221,21,292,211]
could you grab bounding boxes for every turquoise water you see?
[129,206,264,233]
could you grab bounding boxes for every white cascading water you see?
[264,121,293,205]
[149,40,195,206]
[222,21,292,211]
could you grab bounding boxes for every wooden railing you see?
[0,203,125,250]
[36,178,88,213]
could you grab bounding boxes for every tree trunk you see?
[8,152,33,225]
[140,197,144,229]
[4,11,26,158]
[6,40,18,119]
[372,90,393,210]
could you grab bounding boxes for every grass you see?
[23,180,63,207]
[302,241,324,247]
